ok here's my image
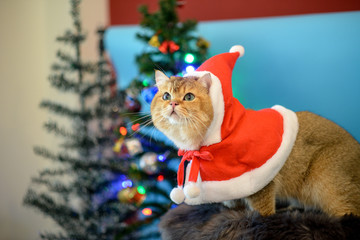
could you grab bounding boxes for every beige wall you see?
[0,1,108,239]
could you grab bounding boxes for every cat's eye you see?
[162,92,171,101]
[183,93,195,101]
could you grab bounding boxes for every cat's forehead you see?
[161,76,200,92]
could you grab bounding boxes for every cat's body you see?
[247,111,360,216]
[151,71,360,217]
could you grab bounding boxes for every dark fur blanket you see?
[159,203,360,240]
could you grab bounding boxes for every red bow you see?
[177,149,213,187]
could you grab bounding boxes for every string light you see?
[121,180,133,188]
[185,65,195,74]
[137,186,146,195]
[142,79,150,87]
[131,123,140,131]
[119,127,127,136]
[184,53,195,64]
[157,154,165,162]
[142,208,152,216]
[157,175,164,181]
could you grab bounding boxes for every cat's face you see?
[150,71,214,150]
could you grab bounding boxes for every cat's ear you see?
[198,73,212,90]
[155,70,169,86]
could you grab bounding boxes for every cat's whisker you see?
[148,125,159,146]
[187,117,205,141]
[131,113,153,123]
[190,114,209,129]
[119,111,151,116]
[128,115,163,138]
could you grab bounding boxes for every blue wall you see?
[105,11,360,141]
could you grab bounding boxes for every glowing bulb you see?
[157,175,164,181]
[142,208,152,216]
[184,53,195,64]
[137,186,146,195]
[119,127,127,136]
[142,79,150,87]
[185,65,195,74]
[157,155,165,162]
[121,180,133,188]
[131,123,140,131]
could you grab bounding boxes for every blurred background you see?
[0,0,359,239]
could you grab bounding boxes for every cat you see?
[150,70,360,217]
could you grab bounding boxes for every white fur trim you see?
[184,182,200,198]
[183,105,298,205]
[170,187,185,204]
[184,71,224,147]
[229,45,245,57]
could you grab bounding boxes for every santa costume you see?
[170,45,299,205]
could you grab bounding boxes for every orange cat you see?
[151,70,360,217]
[150,46,360,217]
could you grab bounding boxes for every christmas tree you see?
[128,0,210,96]
[23,0,138,239]
[111,0,210,236]
[24,0,209,239]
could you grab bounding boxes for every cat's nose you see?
[170,102,179,108]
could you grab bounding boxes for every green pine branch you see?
[48,73,80,93]
[39,168,71,178]
[39,232,69,240]
[56,50,97,73]
[40,100,92,121]
[31,177,72,195]
[43,120,75,138]
[23,189,80,227]
[56,30,86,45]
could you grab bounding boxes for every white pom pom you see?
[229,45,245,57]
[184,183,200,198]
[170,187,185,204]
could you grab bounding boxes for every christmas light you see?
[121,180,133,188]
[157,154,165,162]
[142,79,150,87]
[157,175,164,181]
[142,208,152,216]
[137,186,146,195]
[119,127,127,136]
[184,53,195,64]
[185,65,195,74]
[131,123,140,131]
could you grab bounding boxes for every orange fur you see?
[151,75,213,150]
[247,111,360,216]
[151,75,360,217]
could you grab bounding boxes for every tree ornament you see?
[113,138,124,153]
[148,35,160,47]
[196,37,210,49]
[159,41,180,54]
[125,96,141,112]
[125,138,143,156]
[139,152,158,174]
[117,187,146,206]
[169,41,180,53]
[141,86,158,104]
